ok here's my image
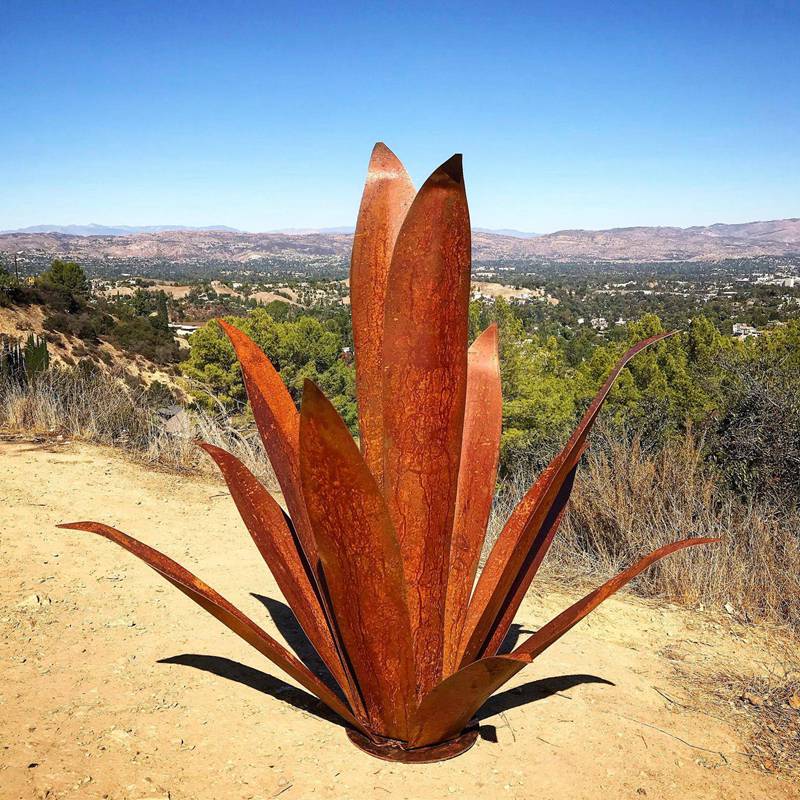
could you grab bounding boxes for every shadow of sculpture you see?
[159,598,613,739]
[158,653,349,729]
[250,593,338,688]
[159,653,612,738]
[496,622,536,654]
[477,673,615,722]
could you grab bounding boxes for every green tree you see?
[37,260,89,295]
[182,309,356,426]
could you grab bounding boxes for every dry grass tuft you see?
[698,639,800,777]
[0,367,278,490]
[487,425,800,633]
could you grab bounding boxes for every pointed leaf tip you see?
[351,143,415,488]
[370,141,392,158]
[301,378,324,408]
[436,154,463,184]
[367,142,407,176]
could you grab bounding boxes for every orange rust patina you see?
[61,144,719,763]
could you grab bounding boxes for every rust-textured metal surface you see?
[217,320,362,717]
[411,536,718,747]
[56,521,363,732]
[350,142,415,489]
[197,442,363,718]
[347,723,479,763]
[480,461,579,658]
[381,154,472,698]
[458,332,676,668]
[410,656,521,747]
[217,318,318,566]
[443,323,502,675]
[299,380,416,739]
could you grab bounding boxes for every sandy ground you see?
[1,439,796,800]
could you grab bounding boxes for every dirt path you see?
[1,440,795,800]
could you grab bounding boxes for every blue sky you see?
[2,1,798,233]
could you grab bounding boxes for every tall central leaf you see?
[381,155,472,696]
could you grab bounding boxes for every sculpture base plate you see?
[346,724,479,764]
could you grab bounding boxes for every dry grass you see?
[0,367,278,491]
[487,426,800,633]
[695,638,800,777]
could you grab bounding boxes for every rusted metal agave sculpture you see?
[61,144,718,763]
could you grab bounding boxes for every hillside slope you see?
[0,303,181,389]
[0,440,795,799]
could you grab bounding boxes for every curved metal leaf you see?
[411,655,520,747]
[459,332,676,667]
[382,154,472,696]
[216,318,317,566]
[350,142,415,488]
[57,521,364,732]
[299,381,417,739]
[412,536,719,746]
[443,323,502,675]
[510,536,721,661]
[480,460,580,659]
[197,442,363,717]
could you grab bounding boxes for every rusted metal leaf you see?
[216,319,317,566]
[350,142,415,488]
[411,536,719,746]
[480,460,580,659]
[410,655,519,747]
[299,380,417,739]
[458,332,676,668]
[216,321,361,706]
[197,442,364,718]
[57,520,364,732]
[382,154,472,697]
[443,323,502,675]
[510,536,721,661]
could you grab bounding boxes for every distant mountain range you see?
[0,224,241,236]
[2,223,540,239]
[266,226,355,235]
[1,218,798,263]
[474,227,539,239]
